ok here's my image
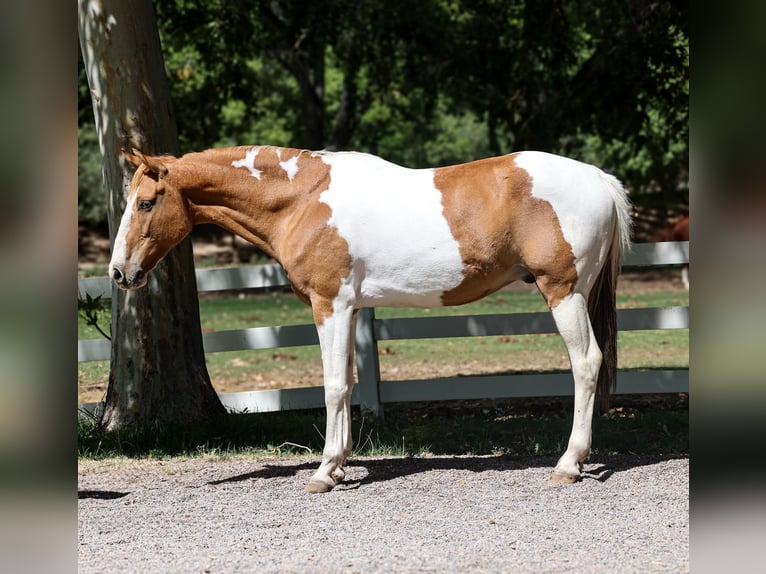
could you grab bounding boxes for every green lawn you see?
[78,287,688,403]
[79,287,689,338]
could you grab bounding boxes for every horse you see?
[109,145,632,492]
[653,214,689,289]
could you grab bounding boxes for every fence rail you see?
[78,241,689,416]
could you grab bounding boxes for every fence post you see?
[354,307,383,417]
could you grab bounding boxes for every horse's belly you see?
[354,261,464,308]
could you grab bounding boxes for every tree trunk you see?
[78,0,225,431]
[295,46,326,150]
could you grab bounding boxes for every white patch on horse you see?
[318,152,464,307]
[513,151,617,288]
[108,191,135,275]
[279,155,300,182]
[231,146,262,179]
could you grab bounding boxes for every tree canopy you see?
[79,0,688,227]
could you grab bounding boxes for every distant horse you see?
[109,146,632,492]
[654,214,689,289]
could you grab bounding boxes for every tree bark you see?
[78,0,225,431]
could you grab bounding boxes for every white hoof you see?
[305,476,335,494]
[548,470,580,485]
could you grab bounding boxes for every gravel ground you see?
[78,454,688,573]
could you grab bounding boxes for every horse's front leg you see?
[305,304,358,494]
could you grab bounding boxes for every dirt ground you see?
[78,453,689,573]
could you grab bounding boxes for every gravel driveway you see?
[78,453,687,573]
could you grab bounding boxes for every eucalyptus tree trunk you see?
[78,0,225,430]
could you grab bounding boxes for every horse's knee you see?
[324,382,350,408]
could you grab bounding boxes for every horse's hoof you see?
[305,479,335,494]
[548,470,580,485]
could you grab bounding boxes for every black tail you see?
[588,248,618,412]
[591,172,632,412]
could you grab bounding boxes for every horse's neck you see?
[178,146,319,261]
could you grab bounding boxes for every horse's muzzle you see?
[110,264,145,289]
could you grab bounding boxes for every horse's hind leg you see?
[547,291,603,484]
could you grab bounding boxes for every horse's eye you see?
[138,199,154,211]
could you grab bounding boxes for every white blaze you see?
[108,192,135,274]
[231,146,262,179]
[318,152,464,307]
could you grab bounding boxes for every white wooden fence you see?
[78,241,689,416]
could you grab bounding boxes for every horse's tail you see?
[590,172,632,412]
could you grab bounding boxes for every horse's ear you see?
[122,148,144,169]
[124,148,169,177]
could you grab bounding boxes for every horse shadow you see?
[78,490,130,500]
[207,452,685,490]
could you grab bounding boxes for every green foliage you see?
[423,101,492,167]
[79,1,689,225]
[78,125,107,226]
[78,293,111,340]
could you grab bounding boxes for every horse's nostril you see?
[111,266,124,283]
[134,269,144,283]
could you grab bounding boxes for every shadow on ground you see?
[205,452,686,490]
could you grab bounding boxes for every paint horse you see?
[110,146,632,492]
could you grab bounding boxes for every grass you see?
[78,395,688,461]
[78,286,689,403]
[78,286,689,338]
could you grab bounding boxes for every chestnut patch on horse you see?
[227,147,353,325]
[436,154,577,308]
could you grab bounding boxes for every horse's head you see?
[108,149,192,289]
